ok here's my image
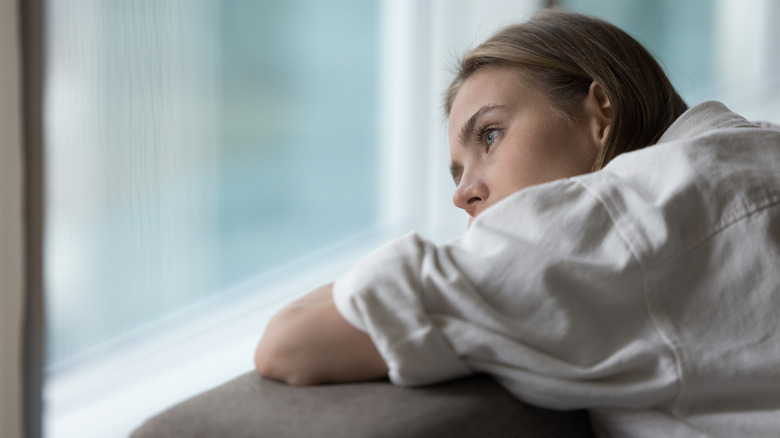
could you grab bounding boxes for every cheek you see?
[488,158,536,199]
[498,134,548,179]
[514,122,593,181]
[488,133,585,197]
[537,119,596,171]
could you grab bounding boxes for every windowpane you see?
[557,0,716,103]
[557,0,777,109]
[44,0,380,366]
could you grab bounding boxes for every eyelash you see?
[474,124,500,149]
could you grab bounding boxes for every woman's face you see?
[448,66,602,225]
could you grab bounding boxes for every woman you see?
[255,9,780,437]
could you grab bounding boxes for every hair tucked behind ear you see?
[445,8,688,170]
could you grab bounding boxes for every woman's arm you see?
[254,283,389,386]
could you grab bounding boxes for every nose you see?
[452,173,488,217]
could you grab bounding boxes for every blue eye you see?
[485,129,499,146]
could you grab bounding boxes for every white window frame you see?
[710,0,780,121]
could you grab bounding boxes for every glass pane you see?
[555,0,780,122]
[44,0,380,366]
[556,0,716,103]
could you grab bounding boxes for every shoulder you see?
[575,101,780,265]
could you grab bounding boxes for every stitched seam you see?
[576,179,686,409]
[664,194,780,266]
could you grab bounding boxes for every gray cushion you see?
[131,372,595,438]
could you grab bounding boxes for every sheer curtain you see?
[0,0,25,437]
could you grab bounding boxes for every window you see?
[44,1,778,437]
[43,1,403,436]
[45,0,382,367]
[556,0,780,120]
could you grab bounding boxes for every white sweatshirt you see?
[333,101,780,438]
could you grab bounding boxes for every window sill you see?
[44,229,398,438]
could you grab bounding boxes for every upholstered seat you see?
[131,372,595,438]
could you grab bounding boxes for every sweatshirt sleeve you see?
[333,178,678,410]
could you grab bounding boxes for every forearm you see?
[254,283,389,386]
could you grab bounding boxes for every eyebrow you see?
[457,104,506,145]
[451,104,505,185]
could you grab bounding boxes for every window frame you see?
[50,0,780,434]
[43,1,449,435]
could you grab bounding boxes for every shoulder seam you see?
[666,194,780,265]
[574,179,685,409]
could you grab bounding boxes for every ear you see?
[584,81,613,150]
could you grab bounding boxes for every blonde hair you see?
[445,9,688,170]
